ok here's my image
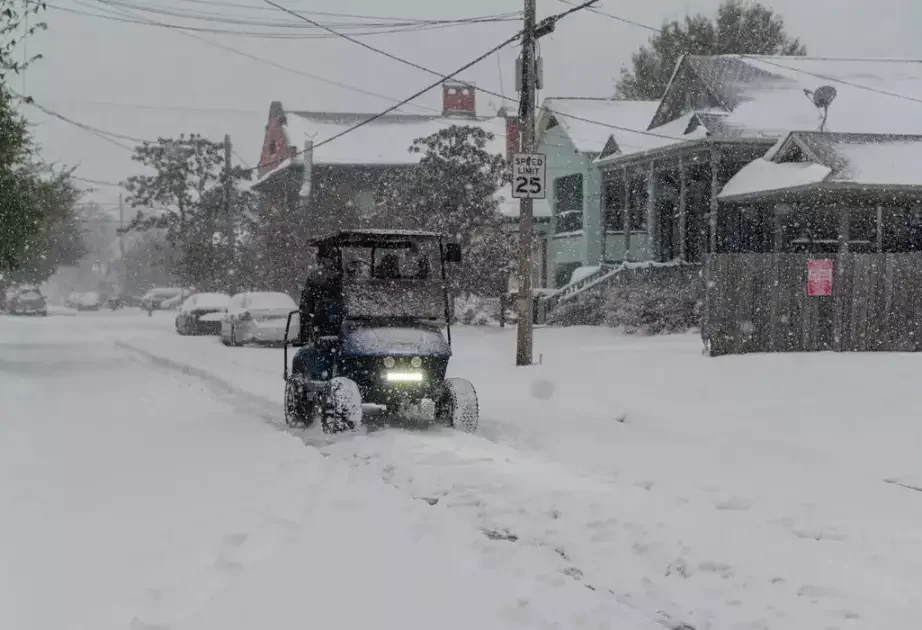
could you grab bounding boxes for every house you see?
[534,97,660,287]
[717,131,922,253]
[252,80,516,235]
[250,81,545,291]
[590,54,922,268]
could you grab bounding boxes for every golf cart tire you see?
[321,377,363,434]
[436,378,479,434]
[285,375,315,428]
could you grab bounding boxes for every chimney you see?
[442,80,476,117]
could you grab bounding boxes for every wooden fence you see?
[703,253,922,355]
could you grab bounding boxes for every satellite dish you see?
[812,85,837,109]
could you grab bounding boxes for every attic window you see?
[546,116,559,130]
[268,140,278,154]
[776,144,808,164]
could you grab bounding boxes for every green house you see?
[535,97,660,287]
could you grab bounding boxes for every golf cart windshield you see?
[334,237,445,323]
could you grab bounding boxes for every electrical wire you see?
[263,0,685,144]
[78,0,442,114]
[52,1,518,39]
[147,0,521,22]
[557,1,922,106]
[13,91,142,151]
[555,0,659,33]
[244,30,527,176]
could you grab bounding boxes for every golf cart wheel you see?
[285,376,315,428]
[321,377,363,434]
[436,378,479,434]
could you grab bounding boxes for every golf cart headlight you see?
[410,356,422,368]
[383,356,396,368]
[385,371,424,382]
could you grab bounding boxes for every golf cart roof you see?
[308,229,445,249]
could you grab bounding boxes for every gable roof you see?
[719,131,922,201]
[538,98,659,154]
[651,55,922,138]
[282,110,507,167]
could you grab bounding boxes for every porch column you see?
[622,167,631,261]
[646,162,658,261]
[678,157,687,261]
[709,148,721,254]
[876,205,884,252]
[773,204,785,252]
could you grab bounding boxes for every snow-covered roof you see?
[539,98,660,154]
[283,111,508,166]
[597,55,922,169]
[495,183,552,220]
[719,131,922,201]
[677,55,922,137]
[594,111,710,166]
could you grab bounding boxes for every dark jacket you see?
[299,268,344,341]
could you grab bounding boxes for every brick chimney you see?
[442,80,476,117]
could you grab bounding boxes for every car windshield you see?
[341,241,438,281]
[247,293,295,310]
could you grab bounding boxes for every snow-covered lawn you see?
[5,310,922,629]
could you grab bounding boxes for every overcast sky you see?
[19,0,922,212]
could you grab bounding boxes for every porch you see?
[598,140,773,264]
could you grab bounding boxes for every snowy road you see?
[5,309,922,629]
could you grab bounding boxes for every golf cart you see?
[282,229,478,435]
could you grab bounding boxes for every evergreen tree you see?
[123,134,251,291]
[615,0,806,100]
[1,1,84,285]
[374,125,512,296]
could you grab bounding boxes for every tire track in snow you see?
[116,339,877,630]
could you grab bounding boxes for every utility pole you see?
[515,0,537,367]
[224,134,236,295]
[118,193,125,289]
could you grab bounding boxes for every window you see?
[626,173,648,231]
[603,178,625,231]
[554,174,583,234]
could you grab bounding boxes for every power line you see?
[72,175,125,187]
[243,30,527,176]
[263,0,685,144]
[54,2,518,39]
[13,91,141,151]
[555,0,659,33]
[80,0,442,114]
[556,1,922,106]
[249,0,625,176]
[739,55,922,105]
[150,0,521,22]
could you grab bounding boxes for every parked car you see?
[175,292,230,336]
[74,291,102,311]
[8,285,48,316]
[140,288,185,312]
[220,291,298,346]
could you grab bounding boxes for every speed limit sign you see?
[511,153,547,199]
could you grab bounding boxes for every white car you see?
[175,292,231,335]
[75,291,102,311]
[220,291,298,346]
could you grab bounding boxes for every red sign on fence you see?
[807,259,834,296]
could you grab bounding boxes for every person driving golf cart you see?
[299,247,344,342]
